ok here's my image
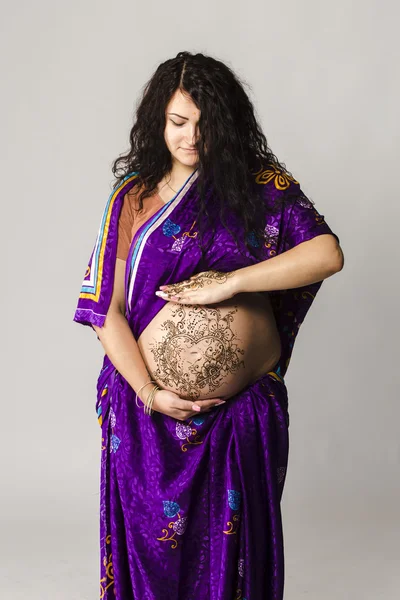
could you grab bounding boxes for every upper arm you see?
[108,258,127,315]
[109,190,134,315]
[282,182,340,251]
[92,259,126,336]
[116,191,134,261]
[98,190,133,322]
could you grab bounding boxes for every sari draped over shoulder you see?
[74,167,339,600]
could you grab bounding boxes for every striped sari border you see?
[79,172,139,301]
[127,169,199,312]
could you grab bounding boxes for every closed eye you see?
[170,120,185,127]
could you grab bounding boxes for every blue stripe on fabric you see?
[128,168,198,280]
[81,171,138,293]
[128,200,174,278]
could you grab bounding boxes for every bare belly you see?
[137,292,282,401]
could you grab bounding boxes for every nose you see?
[185,125,199,146]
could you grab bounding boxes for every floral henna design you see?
[149,305,245,400]
[164,270,234,295]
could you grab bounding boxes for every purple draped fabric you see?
[73,166,339,599]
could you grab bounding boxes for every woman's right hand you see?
[143,387,226,421]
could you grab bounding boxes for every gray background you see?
[2,1,399,598]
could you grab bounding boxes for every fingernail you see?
[155,291,167,297]
[215,401,226,406]
[192,404,201,412]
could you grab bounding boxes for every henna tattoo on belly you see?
[149,305,245,400]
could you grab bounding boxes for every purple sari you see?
[74,167,339,599]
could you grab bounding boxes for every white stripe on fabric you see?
[127,169,199,311]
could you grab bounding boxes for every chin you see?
[174,154,199,167]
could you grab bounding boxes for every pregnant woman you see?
[73,51,343,600]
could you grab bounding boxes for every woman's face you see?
[164,89,200,168]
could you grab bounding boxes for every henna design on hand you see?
[166,271,234,294]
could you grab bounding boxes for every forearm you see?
[93,310,152,397]
[232,235,343,293]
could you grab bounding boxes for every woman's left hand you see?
[155,270,238,305]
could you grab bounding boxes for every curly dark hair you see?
[111,50,295,255]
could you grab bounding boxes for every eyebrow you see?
[167,112,189,120]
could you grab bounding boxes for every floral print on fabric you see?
[162,218,199,252]
[223,489,242,535]
[72,164,340,598]
[157,501,189,549]
[109,407,121,453]
[254,165,299,190]
[175,419,205,452]
[99,534,114,598]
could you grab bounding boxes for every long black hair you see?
[111,51,295,254]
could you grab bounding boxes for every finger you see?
[165,287,185,295]
[157,290,192,302]
[180,407,214,421]
[171,399,199,413]
[202,399,227,409]
[175,292,203,304]
[178,404,220,421]
[193,398,226,409]
[155,286,182,298]
[170,293,194,304]
[175,399,224,413]
[170,279,201,293]
[162,282,191,293]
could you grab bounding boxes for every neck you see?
[167,160,198,190]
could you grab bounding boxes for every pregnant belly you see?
[137,292,282,401]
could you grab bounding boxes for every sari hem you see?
[73,308,106,328]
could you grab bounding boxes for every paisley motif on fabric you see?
[109,408,121,453]
[228,489,241,511]
[264,223,279,244]
[246,230,261,247]
[157,501,188,549]
[171,237,186,252]
[163,218,181,237]
[238,557,245,577]
[175,417,206,452]
[99,534,114,598]
[110,434,121,453]
[168,219,198,253]
[297,193,315,209]
[223,489,242,535]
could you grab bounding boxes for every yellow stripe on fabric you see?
[267,371,285,384]
[79,173,139,302]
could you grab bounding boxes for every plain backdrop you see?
[2,1,399,598]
